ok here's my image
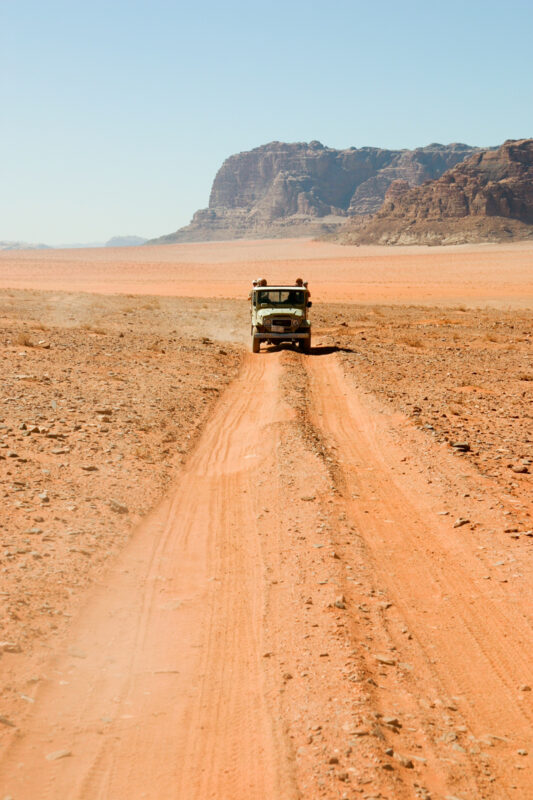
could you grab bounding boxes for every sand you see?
[0,239,532,799]
[1,237,532,306]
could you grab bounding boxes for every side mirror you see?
[307,301,312,308]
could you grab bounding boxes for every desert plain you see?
[0,238,532,800]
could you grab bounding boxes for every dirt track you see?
[1,342,531,799]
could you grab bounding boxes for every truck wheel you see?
[299,336,311,354]
[252,331,260,353]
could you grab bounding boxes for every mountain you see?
[339,138,533,245]
[0,241,50,251]
[148,141,479,243]
[105,235,147,247]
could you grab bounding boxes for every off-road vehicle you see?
[250,278,312,353]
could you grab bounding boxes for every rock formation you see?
[340,138,533,245]
[149,141,478,243]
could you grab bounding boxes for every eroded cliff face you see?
[340,139,533,245]
[149,141,478,243]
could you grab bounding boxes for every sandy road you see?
[1,346,532,799]
[0,355,298,800]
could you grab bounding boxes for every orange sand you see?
[1,238,532,307]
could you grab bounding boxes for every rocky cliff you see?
[340,138,533,245]
[149,141,478,243]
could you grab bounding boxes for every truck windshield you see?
[256,290,305,306]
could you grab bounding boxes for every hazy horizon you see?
[2,0,532,243]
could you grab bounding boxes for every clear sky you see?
[1,0,532,244]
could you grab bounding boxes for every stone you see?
[46,749,72,761]
[0,642,21,653]
[394,753,414,768]
[453,518,470,528]
[109,499,128,514]
[512,464,529,473]
[383,716,402,728]
[147,142,478,244]
[343,138,533,245]
[374,655,396,666]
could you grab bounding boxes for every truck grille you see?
[272,318,292,329]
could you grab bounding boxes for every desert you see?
[0,238,531,799]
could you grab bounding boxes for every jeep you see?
[250,278,312,353]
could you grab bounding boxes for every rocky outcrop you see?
[105,236,147,247]
[149,141,478,243]
[340,139,533,245]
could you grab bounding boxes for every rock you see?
[0,642,21,653]
[301,495,316,501]
[382,716,402,728]
[394,753,414,768]
[38,491,50,503]
[109,499,128,514]
[519,684,531,692]
[148,141,478,243]
[374,654,396,666]
[453,518,470,528]
[81,465,98,472]
[0,715,16,727]
[334,595,346,609]
[517,749,528,756]
[343,138,533,245]
[511,464,529,473]
[452,442,471,452]
[328,756,339,764]
[45,749,72,761]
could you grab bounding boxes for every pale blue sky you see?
[1,0,532,243]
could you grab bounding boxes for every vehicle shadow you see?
[262,344,356,355]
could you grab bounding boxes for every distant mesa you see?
[147,140,480,244]
[0,240,50,251]
[105,235,147,247]
[339,138,533,245]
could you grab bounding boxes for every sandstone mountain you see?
[340,138,533,245]
[149,141,478,243]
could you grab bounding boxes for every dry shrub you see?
[147,339,165,352]
[15,331,34,347]
[449,404,464,416]
[400,335,424,348]
[134,445,152,461]
[141,300,160,310]
[80,323,107,335]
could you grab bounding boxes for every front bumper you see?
[255,331,310,339]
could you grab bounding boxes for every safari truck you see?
[250,278,312,353]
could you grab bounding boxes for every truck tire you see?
[252,329,260,353]
[299,335,311,354]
